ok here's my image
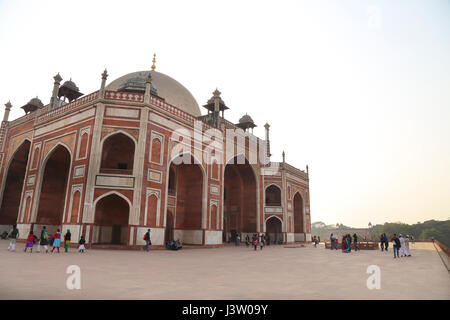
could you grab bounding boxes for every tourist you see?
[399,234,406,257]
[382,233,389,252]
[253,234,259,251]
[335,238,339,250]
[51,229,62,253]
[245,234,250,247]
[236,234,241,246]
[341,235,346,252]
[345,234,352,253]
[330,233,335,250]
[37,226,49,253]
[64,229,71,253]
[405,235,411,257]
[391,234,400,258]
[259,233,264,250]
[24,231,36,253]
[143,229,151,252]
[314,236,319,248]
[7,224,19,252]
[353,233,359,251]
[78,236,86,253]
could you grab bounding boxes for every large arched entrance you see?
[293,192,304,241]
[166,154,204,244]
[0,140,31,226]
[36,145,71,227]
[266,216,282,244]
[93,193,130,245]
[224,155,257,242]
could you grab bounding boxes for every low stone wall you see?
[435,240,450,257]
[324,241,378,250]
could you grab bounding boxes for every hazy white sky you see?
[0,0,449,227]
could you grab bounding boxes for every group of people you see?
[383,233,412,258]
[6,224,86,253]
[329,233,360,252]
[234,233,267,250]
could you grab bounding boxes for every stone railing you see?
[104,90,144,103]
[8,110,38,128]
[278,162,308,180]
[36,91,99,124]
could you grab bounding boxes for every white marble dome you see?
[106,70,201,117]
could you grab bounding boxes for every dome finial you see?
[151,53,156,71]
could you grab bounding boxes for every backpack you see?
[394,238,400,247]
[143,233,148,240]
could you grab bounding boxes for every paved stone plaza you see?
[0,241,448,299]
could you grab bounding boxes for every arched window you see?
[70,191,81,223]
[150,138,162,164]
[146,194,158,226]
[212,161,218,179]
[78,133,88,158]
[100,133,135,174]
[32,147,40,169]
[265,185,281,206]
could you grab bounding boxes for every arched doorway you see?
[266,216,282,244]
[0,140,31,225]
[100,132,135,174]
[93,193,130,245]
[36,145,71,227]
[224,155,257,242]
[167,154,204,244]
[165,209,174,243]
[293,192,304,241]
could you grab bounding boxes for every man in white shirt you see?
[399,234,406,257]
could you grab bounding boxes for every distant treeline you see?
[311,219,450,247]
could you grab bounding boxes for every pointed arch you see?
[100,131,136,174]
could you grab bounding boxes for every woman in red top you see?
[51,229,62,253]
[24,231,35,253]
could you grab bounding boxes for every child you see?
[24,231,36,253]
[78,236,86,253]
[64,229,71,253]
[51,229,62,253]
[7,224,19,252]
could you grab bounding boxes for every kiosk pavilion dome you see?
[106,70,201,117]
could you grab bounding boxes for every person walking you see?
[405,235,411,257]
[391,234,400,258]
[7,224,19,252]
[78,236,86,253]
[399,234,406,257]
[253,234,259,251]
[345,234,352,253]
[24,231,36,253]
[51,229,62,253]
[64,229,71,253]
[341,235,346,252]
[245,234,250,247]
[143,229,151,252]
[330,233,335,250]
[353,233,359,251]
[236,234,241,246]
[259,233,264,250]
[383,233,389,252]
[380,234,384,251]
[37,226,49,253]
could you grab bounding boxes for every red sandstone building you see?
[0,64,311,248]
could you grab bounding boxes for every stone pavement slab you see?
[0,241,448,300]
